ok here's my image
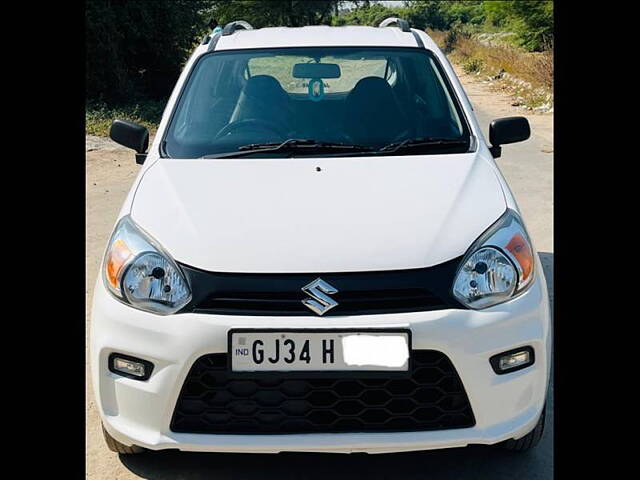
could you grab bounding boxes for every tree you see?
[482,0,553,51]
[206,1,342,28]
[483,0,510,27]
[506,0,553,51]
[404,1,450,30]
[86,0,354,105]
[332,3,402,26]
[446,1,485,27]
[86,0,208,103]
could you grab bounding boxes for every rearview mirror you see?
[109,119,149,164]
[293,63,341,79]
[488,117,530,158]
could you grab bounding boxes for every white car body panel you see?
[130,152,505,273]
[91,25,551,454]
[215,26,422,50]
[92,254,550,453]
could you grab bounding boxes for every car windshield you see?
[163,47,471,158]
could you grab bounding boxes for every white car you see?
[91,18,551,455]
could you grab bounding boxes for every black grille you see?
[197,288,446,316]
[179,257,465,316]
[170,351,475,434]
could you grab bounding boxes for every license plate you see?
[229,329,410,372]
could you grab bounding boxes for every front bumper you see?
[90,260,551,454]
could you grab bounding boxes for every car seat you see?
[229,75,294,134]
[343,77,411,146]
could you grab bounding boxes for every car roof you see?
[213,25,438,51]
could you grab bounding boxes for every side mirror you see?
[109,119,149,164]
[488,116,530,158]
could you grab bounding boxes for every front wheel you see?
[102,424,145,454]
[498,405,546,452]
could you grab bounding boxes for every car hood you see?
[130,153,506,273]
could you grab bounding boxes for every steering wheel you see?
[214,118,288,141]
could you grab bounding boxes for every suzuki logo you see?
[301,278,339,315]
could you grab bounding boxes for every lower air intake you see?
[170,350,475,434]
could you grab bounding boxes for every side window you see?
[172,61,215,138]
[428,58,462,133]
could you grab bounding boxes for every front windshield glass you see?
[163,47,470,158]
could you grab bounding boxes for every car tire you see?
[102,424,146,454]
[499,405,546,452]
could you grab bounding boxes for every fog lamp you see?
[109,353,154,380]
[490,347,534,374]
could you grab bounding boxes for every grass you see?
[85,100,166,137]
[428,28,553,110]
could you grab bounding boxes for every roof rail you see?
[378,17,411,33]
[222,20,254,36]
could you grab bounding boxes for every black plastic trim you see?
[170,349,476,434]
[108,353,154,381]
[206,32,222,52]
[411,30,425,48]
[178,256,467,316]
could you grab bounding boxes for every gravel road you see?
[86,66,553,479]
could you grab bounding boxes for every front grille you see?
[179,257,465,316]
[170,351,475,434]
[197,288,446,316]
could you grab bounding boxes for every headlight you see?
[102,215,191,315]
[453,209,534,309]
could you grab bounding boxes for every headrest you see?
[243,75,288,100]
[348,76,395,100]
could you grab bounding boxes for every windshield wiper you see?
[202,139,374,159]
[378,137,469,154]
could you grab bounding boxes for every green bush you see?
[462,58,484,74]
[444,29,459,53]
[86,101,166,137]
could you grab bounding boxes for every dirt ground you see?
[86,67,553,479]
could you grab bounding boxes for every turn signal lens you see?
[505,232,533,285]
[105,239,133,290]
